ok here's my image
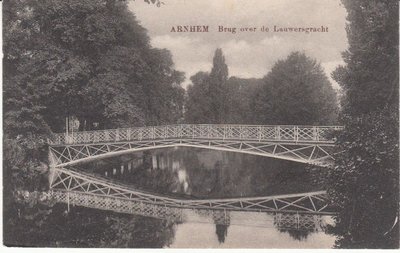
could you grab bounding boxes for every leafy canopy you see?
[252,52,338,125]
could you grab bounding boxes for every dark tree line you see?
[4,0,184,135]
[185,49,338,125]
[3,0,183,247]
[185,48,230,124]
[252,52,338,125]
[326,0,399,248]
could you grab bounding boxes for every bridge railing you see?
[48,124,343,145]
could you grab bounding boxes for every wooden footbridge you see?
[47,124,342,221]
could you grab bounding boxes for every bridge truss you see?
[46,124,341,221]
[48,124,342,167]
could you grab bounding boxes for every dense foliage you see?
[327,109,398,248]
[185,50,338,125]
[5,202,176,247]
[184,71,212,123]
[326,0,399,248]
[224,77,263,124]
[185,74,262,124]
[252,52,338,125]
[185,48,229,123]
[332,1,398,115]
[4,0,184,133]
[3,0,184,247]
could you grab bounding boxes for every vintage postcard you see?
[2,0,398,249]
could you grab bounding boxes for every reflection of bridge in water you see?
[50,168,332,214]
[47,124,342,224]
[44,189,329,232]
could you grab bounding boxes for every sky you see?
[128,0,348,89]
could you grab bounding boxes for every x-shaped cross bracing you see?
[49,139,336,167]
[50,167,332,214]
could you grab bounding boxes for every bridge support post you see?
[313,126,318,141]
[276,126,281,140]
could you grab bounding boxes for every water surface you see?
[71,147,335,248]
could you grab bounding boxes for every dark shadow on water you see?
[215,224,229,244]
[80,147,326,199]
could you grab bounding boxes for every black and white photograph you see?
[2,0,399,249]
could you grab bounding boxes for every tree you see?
[327,110,398,248]
[208,48,229,123]
[3,0,185,246]
[224,77,263,124]
[184,71,211,123]
[326,0,399,248]
[4,0,183,132]
[252,52,339,125]
[185,48,229,124]
[139,48,185,125]
[333,1,398,116]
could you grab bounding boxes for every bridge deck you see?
[48,124,342,167]
[49,124,343,146]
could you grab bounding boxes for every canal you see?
[54,147,336,248]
